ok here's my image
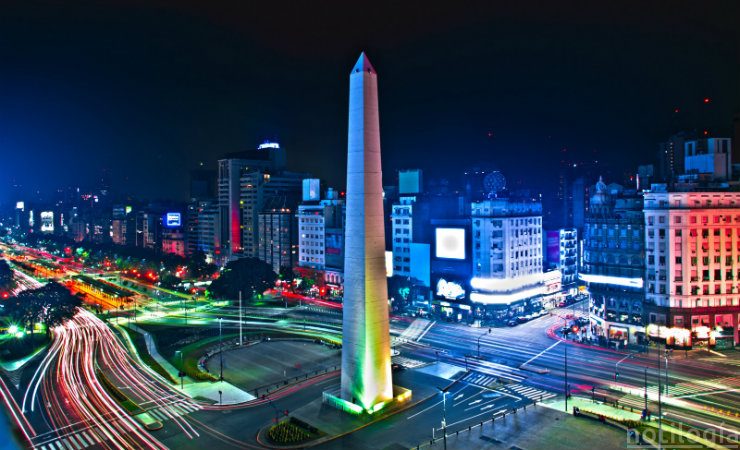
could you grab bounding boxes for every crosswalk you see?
[460,373,557,403]
[393,319,435,345]
[35,428,109,450]
[699,357,740,367]
[34,401,201,450]
[461,372,502,388]
[505,383,557,402]
[392,355,429,369]
[648,376,740,399]
[146,401,200,422]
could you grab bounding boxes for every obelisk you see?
[340,52,394,410]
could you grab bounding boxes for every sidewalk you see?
[118,323,254,405]
[419,403,630,450]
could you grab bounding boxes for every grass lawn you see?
[120,327,177,384]
[0,333,49,362]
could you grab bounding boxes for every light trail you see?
[29,309,204,449]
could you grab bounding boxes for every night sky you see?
[1,1,739,203]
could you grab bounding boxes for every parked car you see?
[517,316,529,324]
[507,319,518,327]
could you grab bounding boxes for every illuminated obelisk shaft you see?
[340,52,393,409]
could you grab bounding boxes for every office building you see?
[582,178,645,344]
[469,197,544,321]
[643,191,740,348]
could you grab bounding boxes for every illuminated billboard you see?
[435,228,465,260]
[385,251,393,277]
[40,211,54,233]
[436,278,465,300]
[302,178,320,201]
[164,212,182,228]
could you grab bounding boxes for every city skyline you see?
[2,5,740,448]
[2,1,739,203]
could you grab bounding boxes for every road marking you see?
[520,340,561,367]
[454,394,464,401]
[417,321,436,341]
[407,399,443,420]
[437,407,507,431]
[675,387,740,399]
[468,399,482,406]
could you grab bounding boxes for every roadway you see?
[2,241,739,448]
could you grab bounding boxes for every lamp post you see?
[437,387,449,450]
[644,367,648,412]
[658,343,663,449]
[477,328,492,358]
[175,350,184,389]
[219,317,224,381]
[564,345,569,412]
[238,291,243,346]
[664,349,669,397]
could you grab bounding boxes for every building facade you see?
[582,179,645,344]
[469,197,544,321]
[643,191,740,347]
[296,186,345,294]
[257,208,296,274]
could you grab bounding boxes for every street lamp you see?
[218,317,224,381]
[477,328,492,358]
[664,349,669,397]
[436,387,450,450]
[564,345,569,412]
[175,350,184,389]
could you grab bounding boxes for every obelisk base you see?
[322,385,412,416]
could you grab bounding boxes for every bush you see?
[267,419,313,444]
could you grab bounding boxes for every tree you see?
[0,259,14,292]
[6,282,81,335]
[387,275,415,312]
[278,266,296,284]
[189,251,217,279]
[159,273,180,290]
[207,257,277,301]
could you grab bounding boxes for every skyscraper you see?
[340,53,393,410]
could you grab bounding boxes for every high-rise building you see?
[643,191,740,348]
[469,197,544,321]
[656,132,693,183]
[240,171,303,258]
[217,141,292,260]
[195,200,220,262]
[111,205,135,246]
[135,211,162,250]
[390,196,432,284]
[582,179,645,344]
[297,185,345,291]
[684,138,732,181]
[545,228,578,297]
[257,207,296,274]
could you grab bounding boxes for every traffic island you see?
[256,370,441,449]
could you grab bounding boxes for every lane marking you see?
[520,340,562,367]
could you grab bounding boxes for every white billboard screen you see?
[435,228,465,260]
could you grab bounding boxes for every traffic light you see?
[572,326,579,334]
